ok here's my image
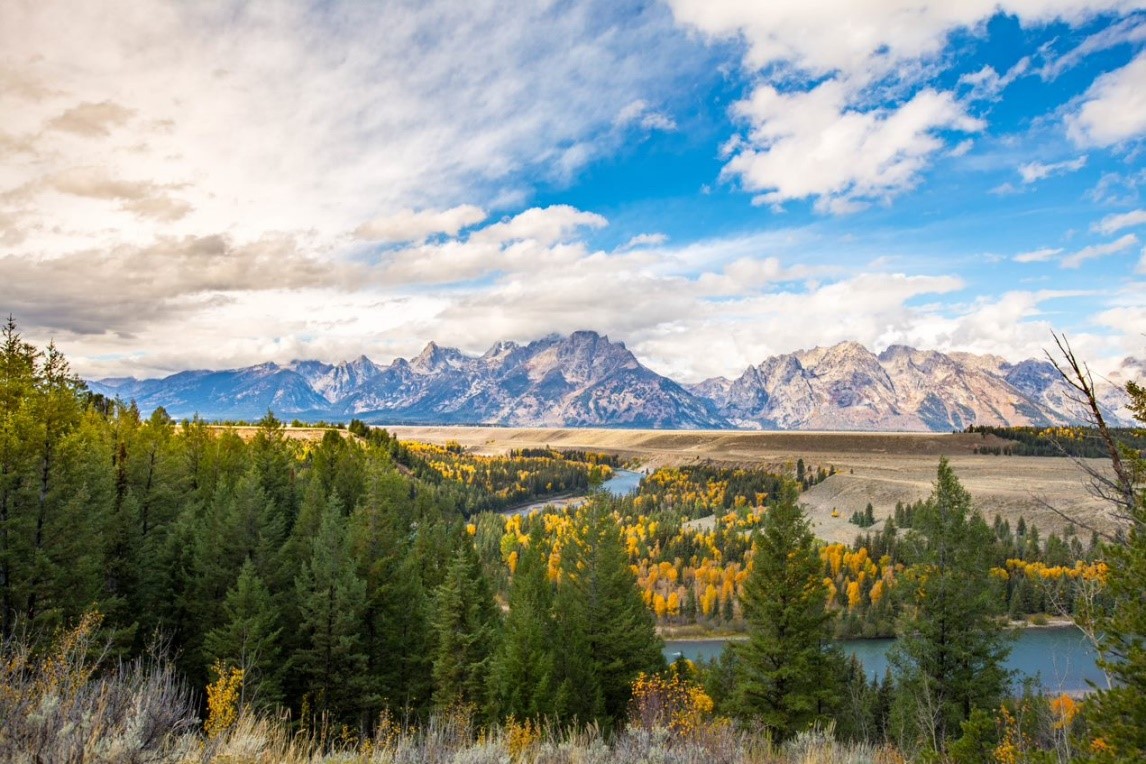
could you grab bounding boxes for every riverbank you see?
[498,468,645,517]
[659,614,1079,643]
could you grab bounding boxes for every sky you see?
[2,0,1146,384]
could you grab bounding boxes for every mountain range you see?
[88,331,1134,431]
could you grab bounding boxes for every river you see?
[500,468,644,516]
[664,627,1105,694]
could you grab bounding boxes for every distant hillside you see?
[90,333,1133,431]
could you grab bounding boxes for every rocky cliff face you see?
[691,342,1131,431]
[90,331,726,428]
[90,335,1133,430]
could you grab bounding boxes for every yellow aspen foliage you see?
[719,578,734,606]
[824,577,838,603]
[993,705,1028,764]
[654,594,667,618]
[547,549,562,582]
[667,591,681,617]
[1049,693,1078,730]
[701,584,718,617]
[846,580,862,610]
[205,661,245,739]
[869,578,886,606]
[628,672,715,737]
[822,543,845,578]
[505,715,542,761]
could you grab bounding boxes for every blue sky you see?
[2,1,1144,382]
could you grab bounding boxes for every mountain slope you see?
[90,335,1133,431]
[692,342,1131,431]
[91,332,727,428]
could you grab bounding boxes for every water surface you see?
[664,627,1104,694]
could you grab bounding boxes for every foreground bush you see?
[0,614,197,763]
[0,618,896,763]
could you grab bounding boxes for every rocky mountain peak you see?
[411,341,465,372]
[86,334,1134,431]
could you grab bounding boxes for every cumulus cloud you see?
[354,206,487,243]
[0,0,696,254]
[1018,155,1088,184]
[1068,51,1146,147]
[666,0,1135,213]
[1093,208,1146,234]
[1062,233,1140,268]
[472,205,607,246]
[4,234,356,335]
[18,197,1131,384]
[724,83,983,211]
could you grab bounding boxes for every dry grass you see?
[206,425,353,443]
[190,715,898,764]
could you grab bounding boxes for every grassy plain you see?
[385,426,1116,542]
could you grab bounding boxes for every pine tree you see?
[293,493,368,720]
[564,500,664,729]
[889,458,1011,750]
[204,558,283,710]
[430,542,501,719]
[491,523,556,719]
[734,484,842,739]
[349,463,432,716]
[0,318,39,638]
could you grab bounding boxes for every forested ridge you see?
[0,319,661,731]
[3,319,1146,762]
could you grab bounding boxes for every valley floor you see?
[386,426,1117,539]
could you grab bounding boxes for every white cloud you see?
[948,139,975,157]
[1093,208,1146,234]
[473,205,607,246]
[1018,155,1087,183]
[1062,233,1140,268]
[960,57,1031,101]
[1040,15,1146,80]
[0,0,694,255]
[623,233,669,248]
[666,1,1138,82]
[354,206,487,243]
[22,197,1137,384]
[723,83,983,211]
[615,100,678,132]
[1014,247,1063,263]
[1068,51,1146,147]
[666,0,1136,213]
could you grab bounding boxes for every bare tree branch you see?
[1046,333,1136,516]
